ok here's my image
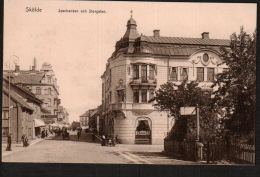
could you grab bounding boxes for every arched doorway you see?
[135,117,152,144]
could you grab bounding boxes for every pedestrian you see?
[45,130,48,137]
[6,133,12,151]
[77,129,81,141]
[41,129,45,138]
[21,134,28,147]
[101,134,106,146]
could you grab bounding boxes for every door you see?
[135,120,151,144]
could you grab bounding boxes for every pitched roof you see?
[80,112,88,117]
[4,73,44,84]
[2,87,34,111]
[144,36,230,46]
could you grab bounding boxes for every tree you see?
[153,80,220,143]
[212,27,256,144]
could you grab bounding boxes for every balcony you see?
[111,103,123,111]
[129,78,157,88]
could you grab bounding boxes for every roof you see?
[4,73,44,84]
[80,112,88,117]
[2,87,34,111]
[3,77,43,104]
[144,36,230,46]
[150,47,197,56]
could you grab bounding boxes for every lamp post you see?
[6,55,19,138]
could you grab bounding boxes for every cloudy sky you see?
[4,0,256,123]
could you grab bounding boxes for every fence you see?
[228,143,255,164]
[164,139,255,164]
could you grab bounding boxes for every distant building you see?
[79,112,89,128]
[57,106,69,125]
[4,59,61,125]
[101,15,229,144]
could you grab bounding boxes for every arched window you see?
[36,87,41,95]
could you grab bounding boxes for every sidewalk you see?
[2,135,53,158]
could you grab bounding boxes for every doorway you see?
[135,119,151,144]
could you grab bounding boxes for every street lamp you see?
[5,55,20,138]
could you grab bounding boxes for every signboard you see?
[136,131,150,135]
[180,107,196,115]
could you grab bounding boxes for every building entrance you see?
[135,119,151,144]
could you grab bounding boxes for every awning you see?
[50,123,58,127]
[35,119,46,127]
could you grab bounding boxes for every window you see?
[170,67,178,81]
[133,89,139,103]
[141,89,147,103]
[26,87,31,91]
[47,98,51,107]
[117,90,124,102]
[149,90,154,101]
[197,67,204,81]
[2,127,9,136]
[207,68,215,82]
[36,87,41,95]
[149,65,155,80]
[141,65,147,82]
[180,68,188,80]
[2,111,9,119]
[47,77,51,83]
[133,65,139,79]
[48,88,51,95]
[203,53,209,63]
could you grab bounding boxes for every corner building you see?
[101,16,229,145]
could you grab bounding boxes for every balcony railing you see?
[130,78,157,86]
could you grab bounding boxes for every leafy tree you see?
[153,80,220,143]
[212,27,256,144]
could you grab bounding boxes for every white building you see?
[101,16,229,145]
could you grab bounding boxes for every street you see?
[2,131,199,165]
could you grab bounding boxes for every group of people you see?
[6,133,29,151]
[101,134,119,147]
[62,128,70,140]
[41,129,48,139]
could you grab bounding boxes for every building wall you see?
[114,110,170,144]
[103,48,228,145]
[2,92,33,142]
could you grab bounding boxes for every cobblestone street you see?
[2,131,199,165]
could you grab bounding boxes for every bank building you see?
[101,14,229,145]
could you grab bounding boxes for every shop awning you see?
[50,123,58,127]
[35,119,46,127]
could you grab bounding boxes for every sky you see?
[3,0,257,123]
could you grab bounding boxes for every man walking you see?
[6,133,12,151]
[77,129,81,141]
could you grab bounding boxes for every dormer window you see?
[36,87,41,95]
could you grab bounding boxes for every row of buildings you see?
[81,15,230,145]
[2,60,69,142]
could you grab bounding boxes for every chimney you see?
[34,57,37,69]
[153,30,160,37]
[15,65,20,71]
[201,32,209,39]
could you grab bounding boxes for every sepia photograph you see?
[2,0,257,166]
